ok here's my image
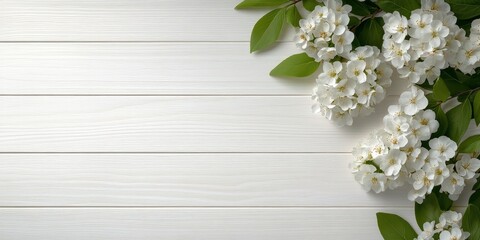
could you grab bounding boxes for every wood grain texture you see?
[0,207,416,240]
[0,43,310,95]
[0,0,278,41]
[0,153,415,207]
[0,43,408,95]
[0,96,397,153]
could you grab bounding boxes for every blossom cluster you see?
[312,46,392,126]
[416,211,469,240]
[295,0,354,62]
[382,0,480,84]
[352,87,480,203]
[452,19,480,74]
[295,0,393,126]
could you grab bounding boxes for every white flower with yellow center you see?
[440,170,464,196]
[408,13,434,39]
[379,149,407,176]
[362,172,387,193]
[399,87,428,115]
[317,61,342,85]
[429,136,457,160]
[439,228,467,240]
[384,12,409,42]
[346,60,367,83]
[455,155,480,179]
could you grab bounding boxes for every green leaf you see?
[433,78,450,102]
[415,194,443,229]
[417,81,434,91]
[433,189,453,211]
[235,0,289,9]
[462,205,480,240]
[355,17,384,48]
[446,0,480,20]
[446,99,472,143]
[458,19,472,34]
[302,0,320,11]
[440,71,470,96]
[270,53,320,77]
[343,0,372,16]
[348,16,361,28]
[474,91,480,125]
[286,6,302,28]
[432,107,448,138]
[441,68,459,82]
[250,8,286,53]
[441,79,467,97]
[455,68,475,83]
[375,0,420,17]
[474,175,480,190]
[458,135,480,153]
[470,191,480,209]
[426,93,439,109]
[377,212,418,240]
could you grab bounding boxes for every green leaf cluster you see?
[377,188,480,239]
[464,182,480,240]
[428,68,480,150]
[375,183,480,240]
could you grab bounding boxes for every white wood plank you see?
[0,43,311,95]
[0,0,287,41]
[0,153,417,207]
[0,43,409,95]
[0,96,395,153]
[0,207,416,240]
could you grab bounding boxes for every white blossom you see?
[440,169,465,196]
[455,155,480,179]
[384,12,409,43]
[429,136,457,160]
[346,60,367,83]
[379,149,407,176]
[399,87,429,115]
[416,210,469,240]
[439,228,468,240]
[318,61,343,85]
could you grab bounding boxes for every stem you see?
[287,0,302,7]
[350,8,383,32]
[429,86,480,109]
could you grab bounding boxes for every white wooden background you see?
[0,0,420,239]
